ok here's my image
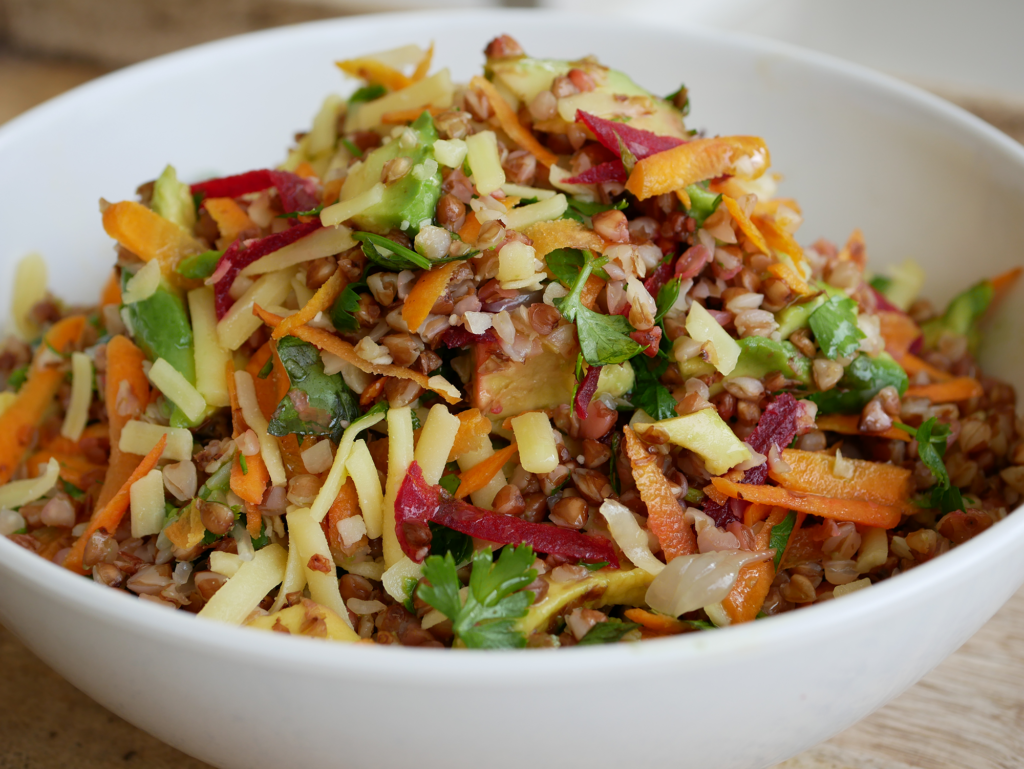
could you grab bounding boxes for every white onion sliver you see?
[598,500,664,575]
[645,549,772,617]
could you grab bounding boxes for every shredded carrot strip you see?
[469,76,558,168]
[0,316,86,486]
[900,352,953,383]
[768,448,913,508]
[254,307,461,405]
[336,58,411,91]
[623,608,688,635]
[64,436,166,574]
[457,212,481,245]
[766,262,812,296]
[324,478,361,553]
[777,512,807,571]
[524,218,610,258]
[625,136,770,201]
[722,507,788,624]
[448,409,491,461]
[877,310,921,360]
[245,341,289,422]
[322,178,344,207]
[815,413,911,442]
[722,195,768,255]
[204,197,256,247]
[294,161,319,180]
[412,42,434,82]
[101,200,201,274]
[272,267,348,340]
[710,477,903,529]
[456,442,518,499]
[743,503,773,529]
[623,426,696,559]
[402,262,459,334]
[380,105,445,125]
[752,214,803,261]
[905,377,984,403]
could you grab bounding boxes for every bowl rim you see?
[1,7,1022,683]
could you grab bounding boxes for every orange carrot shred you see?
[402,262,459,334]
[336,58,411,91]
[625,136,769,201]
[412,42,434,82]
[469,76,559,168]
[877,310,922,361]
[768,448,913,508]
[101,200,202,274]
[64,435,166,574]
[226,359,270,509]
[623,608,688,635]
[722,507,788,624]
[380,105,445,125]
[204,197,257,248]
[448,410,491,462]
[100,269,122,307]
[457,212,481,244]
[272,267,348,340]
[722,195,769,255]
[456,443,518,499]
[899,353,953,383]
[766,261,812,296]
[815,413,911,442]
[905,377,984,403]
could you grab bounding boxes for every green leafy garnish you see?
[581,560,610,572]
[655,277,681,323]
[806,352,908,414]
[546,247,609,287]
[577,618,640,645]
[267,335,360,443]
[428,522,474,564]
[769,511,797,568]
[278,205,324,219]
[176,249,223,280]
[684,182,721,228]
[562,197,627,224]
[666,84,690,116]
[61,479,85,500]
[555,251,643,366]
[198,459,232,502]
[251,520,270,550]
[256,357,274,380]
[353,231,432,271]
[630,355,676,421]
[7,365,28,392]
[808,294,866,360]
[418,545,537,650]
[239,453,248,475]
[348,83,386,105]
[895,418,965,514]
[439,473,461,497]
[920,279,993,353]
[330,282,365,333]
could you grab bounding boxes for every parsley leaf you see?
[250,520,270,550]
[352,231,431,271]
[330,282,364,333]
[267,336,360,443]
[577,618,640,645]
[769,511,796,568]
[631,355,676,421]
[554,250,643,366]
[806,352,908,414]
[546,248,609,288]
[895,418,965,514]
[808,294,866,360]
[428,522,473,564]
[439,473,461,497]
[655,277,681,323]
[418,545,537,650]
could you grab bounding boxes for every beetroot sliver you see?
[576,110,685,160]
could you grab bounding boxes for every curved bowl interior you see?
[0,10,1022,769]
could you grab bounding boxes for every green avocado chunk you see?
[805,352,908,414]
[338,110,442,235]
[486,56,687,140]
[920,279,993,354]
[731,337,811,385]
[151,165,196,232]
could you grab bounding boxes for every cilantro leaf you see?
[581,560,609,572]
[554,250,643,366]
[577,618,640,645]
[769,511,797,568]
[353,231,432,271]
[808,294,866,360]
[418,545,537,650]
[631,355,676,421]
[267,336,360,443]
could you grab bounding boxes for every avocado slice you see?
[635,408,752,475]
[919,279,993,353]
[487,57,687,140]
[731,337,811,385]
[151,164,196,232]
[338,110,442,235]
[775,282,846,340]
[517,567,655,636]
[472,340,576,429]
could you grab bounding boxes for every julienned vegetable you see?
[1,35,1020,650]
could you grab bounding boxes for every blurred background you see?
[1,0,1023,140]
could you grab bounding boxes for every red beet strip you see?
[573,364,603,420]
[575,110,685,161]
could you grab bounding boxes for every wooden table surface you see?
[2,51,1023,769]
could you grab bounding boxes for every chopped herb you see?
[577,618,640,645]
[176,249,223,280]
[609,432,621,495]
[439,473,461,497]
[60,479,86,500]
[268,335,360,443]
[554,250,644,366]
[684,183,721,228]
[895,418,965,514]
[630,355,676,421]
[769,511,797,568]
[277,204,324,219]
[239,453,249,475]
[869,275,892,294]
[330,282,365,333]
[666,84,690,116]
[256,357,274,379]
[428,521,474,564]
[581,560,609,571]
[545,247,609,288]
[562,197,627,224]
[410,408,422,430]
[418,545,537,650]
[353,231,432,271]
[251,520,270,550]
[7,365,28,391]
[348,83,386,105]
[340,137,363,158]
[808,293,866,360]
[806,352,908,414]
[655,277,681,323]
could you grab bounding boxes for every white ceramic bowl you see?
[1,11,1022,769]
